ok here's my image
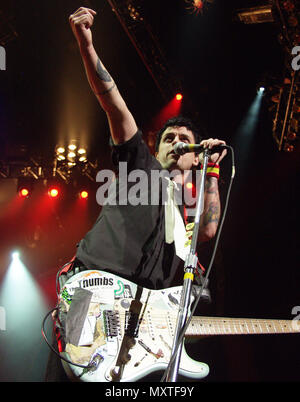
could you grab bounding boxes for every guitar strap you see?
[59,255,76,275]
[57,256,87,292]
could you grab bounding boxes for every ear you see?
[192,153,199,167]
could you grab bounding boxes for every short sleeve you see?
[110,130,160,173]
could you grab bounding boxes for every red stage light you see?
[48,188,59,198]
[79,190,89,199]
[19,188,29,198]
[175,93,183,101]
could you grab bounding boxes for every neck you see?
[169,168,191,186]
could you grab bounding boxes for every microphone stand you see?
[164,148,210,382]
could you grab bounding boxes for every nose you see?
[171,134,180,145]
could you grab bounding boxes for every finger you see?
[206,139,218,149]
[71,7,86,17]
[72,7,97,17]
[69,11,85,23]
[86,8,97,15]
[215,149,227,163]
[200,138,213,148]
[209,139,226,150]
[71,16,88,26]
[71,9,94,21]
[73,13,93,23]
[72,14,93,28]
[210,138,225,145]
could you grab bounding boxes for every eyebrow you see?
[162,131,193,142]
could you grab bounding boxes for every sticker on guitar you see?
[56,270,299,382]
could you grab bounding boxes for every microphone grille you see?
[173,142,185,155]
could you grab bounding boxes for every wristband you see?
[201,163,220,179]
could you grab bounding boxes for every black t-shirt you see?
[76,131,185,290]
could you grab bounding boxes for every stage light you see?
[176,93,183,101]
[234,88,264,165]
[256,82,266,94]
[56,147,65,154]
[68,144,77,151]
[17,178,34,198]
[48,187,59,198]
[54,142,91,178]
[287,131,297,141]
[186,182,193,190]
[11,251,20,260]
[0,250,49,381]
[19,187,30,198]
[68,151,76,159]
[79,190,89,199]
[236,5,274,24]
[284,143,294,152]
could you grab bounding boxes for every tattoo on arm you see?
[205,177,218,194]
[96,58,112,82]
[203,202,220,226]
[96,82,116,96]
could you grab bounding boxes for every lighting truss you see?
[0,145,43,181]
[105,0,182,101]
[236,4,275,24]
[235,0,300,152]
[0,144,99,184]
[0,9,18,46]
[271,0,300,151]
[270,70,299,151]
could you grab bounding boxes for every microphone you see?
[173,142,227,155]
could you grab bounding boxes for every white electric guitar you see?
[57,270,299,382]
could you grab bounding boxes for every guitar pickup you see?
[125,311,140,338]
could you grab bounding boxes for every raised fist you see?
[69,7,97,48]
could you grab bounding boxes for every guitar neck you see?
[186,316,299,336]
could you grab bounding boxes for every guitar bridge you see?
[103,310,120,338]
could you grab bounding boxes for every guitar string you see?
[112,311,293,333]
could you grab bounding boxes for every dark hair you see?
[155,116,203,152]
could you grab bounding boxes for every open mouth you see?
[168,150,179,157]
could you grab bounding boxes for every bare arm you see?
[197,138,227,242]
[198,177,220,242]
[69,7,137,144]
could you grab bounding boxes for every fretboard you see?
[186,316,300,336]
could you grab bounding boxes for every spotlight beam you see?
[233,89,264,168]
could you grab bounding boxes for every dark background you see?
[0,0,299,382]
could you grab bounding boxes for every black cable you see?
[55,260,72,298]
[41,307,94,370]
[42,258,95,371]
[160,145,235,382]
